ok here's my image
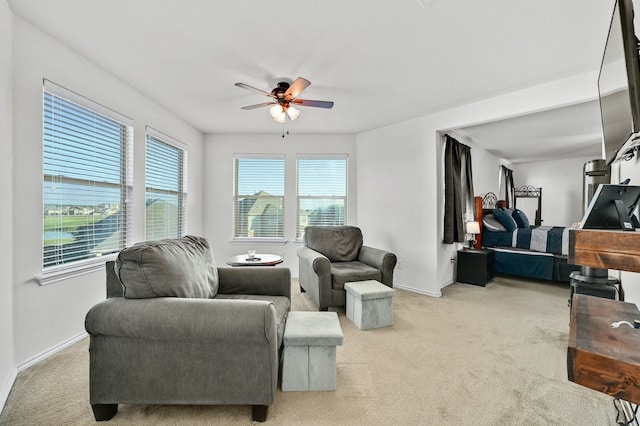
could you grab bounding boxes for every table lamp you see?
[466,221,480,249]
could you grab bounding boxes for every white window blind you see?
[145,129,187,240]
[297,155,347,238]
[43,80,133,271]
[233,155,285,239]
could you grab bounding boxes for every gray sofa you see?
[297,226,397,311]
[84,236,291,422]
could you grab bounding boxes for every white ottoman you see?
[345,280,394,330]
[282,311,344,391]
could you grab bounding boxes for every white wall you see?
[513,156,595,226]
[203,133,357,277]
[356,122,434,293]
[0,0,15,409]
[357,71,600,296]
[11,17,204,366]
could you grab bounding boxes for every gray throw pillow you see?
[483,214,507,232]
[115,235,219,299]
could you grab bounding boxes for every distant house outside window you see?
[233,155,285,239]
[297,155,347,238]
[145,129,187,240]
[42,80,133,275]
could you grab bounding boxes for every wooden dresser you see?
[568,229,640,403]
[569,229,640,273]
[568,294,640,404]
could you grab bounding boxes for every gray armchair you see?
[297,226,397,311]
[85,236,291,422]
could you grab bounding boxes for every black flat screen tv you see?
[580,184,640,230]
[598,0,640,165]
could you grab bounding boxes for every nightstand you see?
[456,248,495,286]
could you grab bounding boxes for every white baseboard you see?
[394,283,442,298]
[0,366,18,414]
[1,332,87,414]
[16,332,88,372]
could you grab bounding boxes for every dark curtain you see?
[500,165,515,208]
[443,135,475,244]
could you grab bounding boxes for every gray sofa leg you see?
[252,405,268,422]
[91,403,118,421]
[299,285,306,293]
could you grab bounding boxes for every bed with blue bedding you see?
[477,192,579,282]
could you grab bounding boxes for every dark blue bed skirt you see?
[490,249,578,282]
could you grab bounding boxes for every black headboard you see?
[482,192,498,216]
[513,185,542,226]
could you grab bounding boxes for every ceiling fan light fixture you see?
[236,77,332,129]
[269,104,283,118]
[269,104,286,123]
[286,105,300,120]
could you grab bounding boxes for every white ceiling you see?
[456,100,604,163]
[8,0,615,162]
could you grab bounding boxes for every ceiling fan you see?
[235,77,334,124]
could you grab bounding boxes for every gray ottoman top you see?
[345,280,394,300]
[284,311,344,346]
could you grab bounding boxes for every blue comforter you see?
[483,226,568,255]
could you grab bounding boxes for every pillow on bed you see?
[502,207,515,217]
[493,209,518,232]
[512,208,530,228]
[482,214,507,232]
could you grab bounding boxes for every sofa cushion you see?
[330,261,382,290]
[303,226,363,262]
[115,235,219,299]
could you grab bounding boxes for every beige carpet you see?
[0,277,617,425]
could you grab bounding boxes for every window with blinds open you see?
[297,156,347,238]
[233,156,285,239]
[43,81,132,270]
[145,130,187,240]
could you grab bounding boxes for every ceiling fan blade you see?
[284,77,311,101]
[235,82,275,98]
[292,99,334,109]
[240,102,276,110]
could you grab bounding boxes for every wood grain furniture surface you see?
[568,294,640,404]
[569,229,640,273]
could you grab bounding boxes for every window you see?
[297,155,347,238]
[43,80,133,274]
[233,155,285,239]
[145,128,187,240]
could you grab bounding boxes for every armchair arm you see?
[359,246,397,287]
[85,297,278,344]
[297,246,333,308]
[297,246,331,278]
